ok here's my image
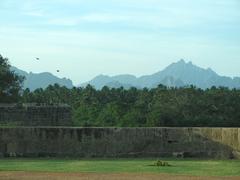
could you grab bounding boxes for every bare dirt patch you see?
[0,172,239,180]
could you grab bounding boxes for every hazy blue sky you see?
[0,0,239,85]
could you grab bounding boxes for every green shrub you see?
[154,160,171,167]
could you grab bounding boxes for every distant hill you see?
[12,59,240,90]
[81,59,240,89]
[11,67,73,91]
[80,74,139,89]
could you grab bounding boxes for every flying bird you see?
[36,58,40,60]
[57,70,60,72]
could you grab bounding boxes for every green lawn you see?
[0,158,239,177]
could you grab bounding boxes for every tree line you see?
[21,84,240,127]
[1,55,240,127]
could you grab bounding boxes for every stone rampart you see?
[0,103,71,126]
[0,127,239,159]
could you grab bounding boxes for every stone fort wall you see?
[0,104,71,126]
[0,127,239,159]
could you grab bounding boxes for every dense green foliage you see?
[0,55,24,102]
[21,84,240,127]
[0,158,240,176]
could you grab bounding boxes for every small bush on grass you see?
[154,160,171,167]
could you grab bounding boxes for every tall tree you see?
[0,55,24,102]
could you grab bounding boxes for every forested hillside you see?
[21,84,240,127]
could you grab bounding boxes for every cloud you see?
[81,13,128,23]
[23,11,44,17]
[2,0,240,29]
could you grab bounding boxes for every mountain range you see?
[11,59,240,90]
[81,59,240,89]
[11,66,73,91]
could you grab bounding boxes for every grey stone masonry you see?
[0,103,71,126]
[0,127,239,159]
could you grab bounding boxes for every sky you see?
[0,0,240,85]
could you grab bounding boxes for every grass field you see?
[0,158,240,177]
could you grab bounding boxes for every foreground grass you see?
[0,158,240,177]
